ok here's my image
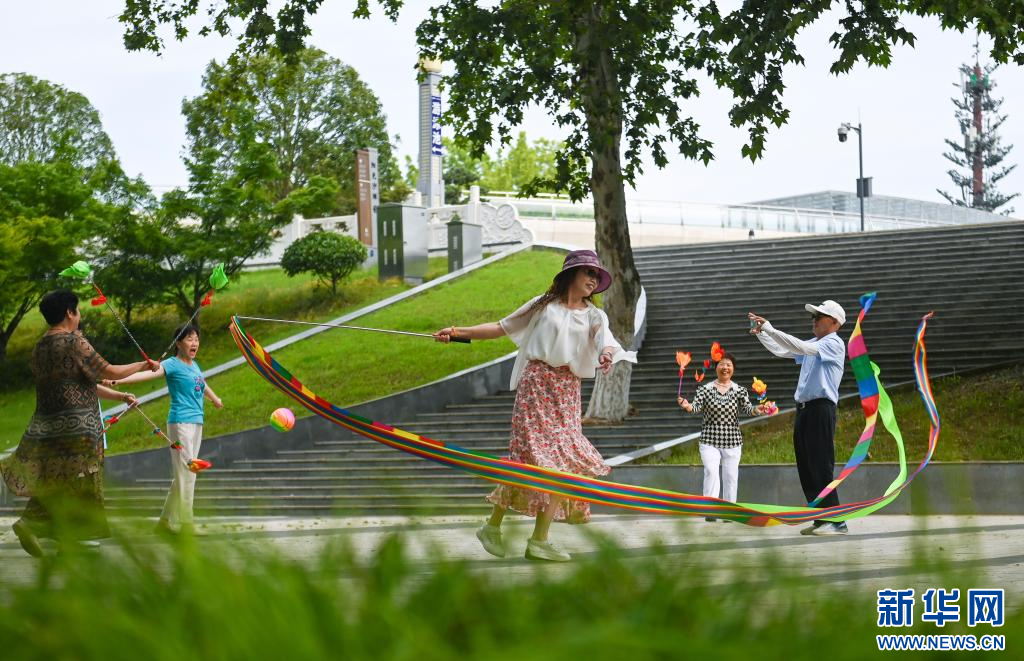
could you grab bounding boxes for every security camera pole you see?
[838,121,870,232]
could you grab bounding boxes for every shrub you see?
[281,230,368,295]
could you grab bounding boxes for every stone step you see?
[637,248,1022,275]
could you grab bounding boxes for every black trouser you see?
[793,398,839,513]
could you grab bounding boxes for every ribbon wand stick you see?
[675,351,692,398]
[59,261,153,363]
[158,263,231,360]
[235,316,472,343]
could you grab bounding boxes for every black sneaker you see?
[800,521,827,536]
[810,522,849,536]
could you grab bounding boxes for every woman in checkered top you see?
[678,352,769,521]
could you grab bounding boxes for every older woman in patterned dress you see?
[678,352,769,521]
[434,250,636,562]
[1,290,157,557]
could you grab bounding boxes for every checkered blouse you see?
[687,381,757,448]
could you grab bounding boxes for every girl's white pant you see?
[161,423,203,529]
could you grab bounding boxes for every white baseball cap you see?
[805,300,846,326]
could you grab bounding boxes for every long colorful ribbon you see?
[809,291,878,505]
[228,300,939,527]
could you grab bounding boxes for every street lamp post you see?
[838,122,870,232]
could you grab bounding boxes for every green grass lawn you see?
[0,249,563,454]
[645,364,1024,465]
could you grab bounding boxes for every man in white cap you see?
[748,301,848,536]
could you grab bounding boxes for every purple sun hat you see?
[559,249,613,294]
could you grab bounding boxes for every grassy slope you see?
[86,249,561,454]
[645,364,1024,465]
[0,253,524,452]
[1,264,408,450]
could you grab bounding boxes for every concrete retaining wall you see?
[607,463,1024,515]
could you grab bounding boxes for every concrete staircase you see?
[8,222,1022,518]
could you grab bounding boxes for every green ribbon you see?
[59,261,93,280]
[209,263,229,290]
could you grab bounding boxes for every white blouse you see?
[500,295,638,389]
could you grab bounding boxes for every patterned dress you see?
[487,360,611,523]
[1,331,111,540]
[485,297,635,523]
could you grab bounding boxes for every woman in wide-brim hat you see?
[434,249,636,562]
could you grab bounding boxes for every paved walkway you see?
[1,514,1022,597]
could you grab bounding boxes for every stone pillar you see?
[417,58,445,209]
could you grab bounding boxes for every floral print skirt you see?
[487,360,611,524]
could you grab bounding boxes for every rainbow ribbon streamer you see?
[228,301,939,527]
[809,291,878,505]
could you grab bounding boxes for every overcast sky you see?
[3,1,1022,211]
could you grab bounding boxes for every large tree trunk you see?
[575,3,642,423]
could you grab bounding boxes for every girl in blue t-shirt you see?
[107,323,223,535]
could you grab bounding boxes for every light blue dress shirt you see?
[792,334,845,404]
[755,323,846,404]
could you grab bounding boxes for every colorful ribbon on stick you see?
[674,352,692,396]
[59,260,215,473]
[59,261,152,362]
[159,263,229,360]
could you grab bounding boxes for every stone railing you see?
[247,186,534,267]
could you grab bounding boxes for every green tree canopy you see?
[156,138,339,319]
[443,132,560,203]
[0,162,106,362]
[119,1,402,55]
[0,73,117,174]
[86,177,171,325]
[0,75,129,366]
[182,47,407,216]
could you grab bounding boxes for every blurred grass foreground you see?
[0,528,1019,659]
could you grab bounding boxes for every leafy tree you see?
[87,177,171,325]
[182,47,407,216]
[116,0,1024,421]
[937,60,1018,214]
[119,1,403,55]
[281,229,369,295]
[0,162,103,361]
[443,139,487,204]
[403,154,419,190]
[0,75,126,364]
[480,132,560,194]
[157,140,339,319]
[443,132,560,203]
[0,73,116,174]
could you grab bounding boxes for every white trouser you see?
[161,423,203,529]
[699,443,743,503]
